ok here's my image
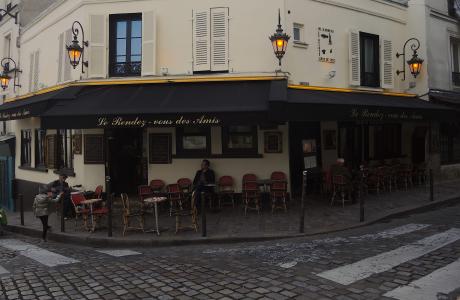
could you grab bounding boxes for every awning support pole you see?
[429,121,434,202]
[299,170,307,233]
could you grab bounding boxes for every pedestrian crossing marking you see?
[317,228,460,285]
[0,239,79,267]
[96,250,141,257]
[384,258,460,300]
[0,265,9,275]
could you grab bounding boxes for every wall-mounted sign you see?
[317,27,335,63]
[96,115,221,128]
[0,108,31,121]
[350,108,423,121]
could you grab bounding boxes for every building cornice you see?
[429,7,460,25]
[288,84,417,97]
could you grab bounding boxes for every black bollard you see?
[429,169,434,202]
[201,192,207,237]
[299,171,307,233]
[359,196,365,222]
[107,193,113,237]
[60,194,65,233]
[19,194,24,226]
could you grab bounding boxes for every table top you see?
[144,197,168,203]
[81,198,102,205]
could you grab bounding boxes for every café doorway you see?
[107,128,145,194]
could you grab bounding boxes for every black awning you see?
[270,88,456,122]
[429,89,460,111]
[0,86,82,121]
[41,80,283,129]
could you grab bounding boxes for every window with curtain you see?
[34,129,46,168]
[360,32,380,87]
[176,127,211,157]
[20,130,31,166]
[222,125,258,155]
[58,129,74,171]
[109,13,142,77]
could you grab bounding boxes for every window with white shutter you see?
[33,50,40,91]
[380,37,393,89]
[63,29,72,81]
[89,15,107,78]
[349,29,360,86]
[141,11,156,76]
[193,10,210,72]
[57,33,64,82]
[28,52,33,92]
[210,7,229,72]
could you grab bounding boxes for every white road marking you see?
[384,258,460,300]
[354,223,429,240]
[96,250,141,257]
[0,239,79,267]
[0,265,9,275]
[317,228,460,285]
[279,261,298,269]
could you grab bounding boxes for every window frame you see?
[222,125,258,155]
[440,123,460,165]
[360,32,380,88]
[109,13,142,77]
[293,23,305,43]
[373,124,402,160]
[451,38,460,87]
[20,129,32,167]
[57,129,74,173]
[34,129,46,169]
[175,127,211,157]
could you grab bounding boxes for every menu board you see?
[149,133,172,164]
[84,134,105,164]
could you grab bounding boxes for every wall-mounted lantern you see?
[0,58,21,91]
[66,21,88,73]
[396,38,424,80]
[269,9,290,67]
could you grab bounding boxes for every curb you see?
[5,196,460,248]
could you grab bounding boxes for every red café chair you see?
[167,184,184,216]
[70,192,89,231]
[270,172,288,213]
[84,187,108,232]
[242,174,260,215]
[150,179,165,193]
[218,176,235,208]
[138,185,153,213]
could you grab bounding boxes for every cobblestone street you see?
[1,202,460,299]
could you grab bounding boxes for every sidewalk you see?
[5,179,460,247]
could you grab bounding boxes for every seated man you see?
[47,173,72,219]
[193,159,215,212]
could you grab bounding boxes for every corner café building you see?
[0,76,454,209]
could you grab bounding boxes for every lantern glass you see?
[66,39,83,69]
[407,55,424,78]
[0,74,10,90]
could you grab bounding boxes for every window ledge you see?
[53,168,76,177]
[18,166,48,173]
[293,41,309,49]
[356,86,384,92]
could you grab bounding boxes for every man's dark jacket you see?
[193,169,216,188]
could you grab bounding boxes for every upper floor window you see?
[193,8,229,73]
[109,13,142,77]
[448,0,460,18]
[293,23,305,43]
[360,32,380,88]
[451,39,460,87]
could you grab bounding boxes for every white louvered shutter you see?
[88,15,107,78]
[33,50,40,91]
[193,10,210,72]
[57,33,64,82]
[380,37,394,89]
[28,52,34,92]
[210,7,229,72]
[349,29,361,86]
[142,11,156,76]
[63,29,72,81]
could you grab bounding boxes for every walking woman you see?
[33,186,61,242]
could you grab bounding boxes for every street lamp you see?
[66,21,88,73]
[0,58,21,92]
[396,38,424,80]
[269,9,290,67]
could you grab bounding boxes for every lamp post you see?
[269,9,290,67]
[66,21,88,73]
[396,38,424,80]
[0,57,21,92]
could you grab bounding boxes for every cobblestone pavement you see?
[1,202,460,300]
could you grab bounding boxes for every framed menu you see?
[149,133,172,164]
[84,134,105,164]
[264,131,282,153]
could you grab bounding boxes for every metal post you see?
[107,193,113,237]
[299,171,307,233]
[429,121,434,202]
[359,195,365,222]
[429,169,434,202]
[19,194,24,226]
[60,194,65,233]
[201,192,207,237]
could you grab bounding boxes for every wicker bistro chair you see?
[120,193,145,236]
[242,174,261,215]
[217,176,235,208]
[70,192,89,231]
[270,172,288,213]
[330,175,352,208]
[167,184,184,217]
[398,165,414,190]
[177,178,193,209]
[175,190,198,234]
